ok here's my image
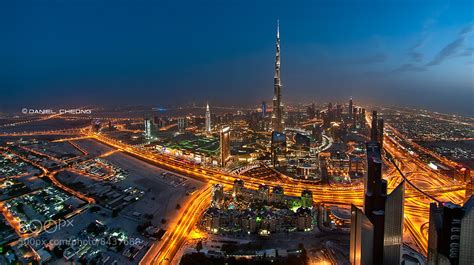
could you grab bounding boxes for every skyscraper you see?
[383,181,404,265]
[144,117,152,139]
[205,103,211,134]
[219,126,231,167]
[349,97,353,117]
[271,20,284,132]
[350,140,405,265]
[428,195,474,265]
[350,204,374,265]
[460,196,474,264]
[178,117,187,132]
[370,111,378,143]
[271,131,286,167]
[261,101,267,118]
[364,142,387,264]
[378,119,384,149]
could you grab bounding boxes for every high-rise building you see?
[349,97,353,117]
[364,142,387,264]
[460,196,474,264]
[219,126,231,167]
[271,131,286,167]
[350,204,374,265]
[428,195,474,265]
[378,118,384,151]
[361,108,366,128]
[233,179,244,197]
[271,20,284,132]
[205,103,211,134]
[383,181,405,265]
[350,141,405,265]
[144,117,152,139]
[261,101,267,118]
[370,111,378,143]
[211,184,224,208]
[177,117,187,132]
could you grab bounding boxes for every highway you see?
[0,121,467,261]
[88,129,466,258]
[140,185,212,265]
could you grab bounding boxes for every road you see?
[0,120,467,261]
[140,185,212,265]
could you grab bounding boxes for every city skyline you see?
[1,1,473,115]
[0,2,473,264]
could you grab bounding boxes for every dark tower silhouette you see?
[370,111,378,143]
[364,142,387,264]
[378,118,384,151]
[349,97,353,117]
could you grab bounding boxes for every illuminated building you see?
[336,104,343,121]
[363,142,386,264]
[211,184,224,208]
[306,103,316,119]
[301,190,313,208]
[349,97,353,118]
[108,120,114,131]
[271,131,286,167]
[271,186,284,203]
[311,124,323,142]
[295,158,319,180]
[295,133,310,150]
[202,208,221,233]
[233,179,244,197]
[271,20,284,132]
[370,111,378,143]
[319,158,329,184]
[378,118,384,151]
[383,181,404,265]
[257,184,270,202]
[177,117,187,132]
[219,126,230,167]
[205,103,211,134]
[361,108,366,128]
[241,210,257,233]
[350,204,374,265]
[91,120,101,132]
[144,117,152,139]
[351,141,405,265]
[261,101,266,118]
[428,196,474,265]
[460,196,474,265]
[296,207,312,231]
[352,107,358,129]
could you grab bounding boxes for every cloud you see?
[392,63,426,73]
[459,47,474,57]
[426,23,474,67]
[407,36,429,62]
[352,53,387,64]
[459,24,474,35]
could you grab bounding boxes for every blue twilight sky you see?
[1,0,473,115]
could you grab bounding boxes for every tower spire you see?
[277,19,280,39]
[272,20,284,132]
[205,102,211,134]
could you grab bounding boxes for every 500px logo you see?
[27,219,74,234]
[21,108,92,115]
